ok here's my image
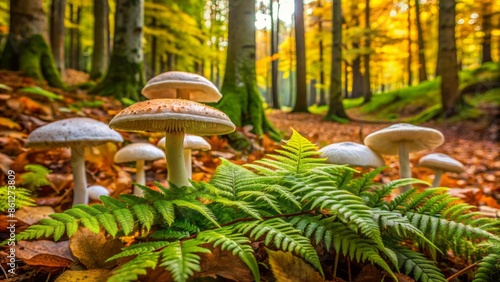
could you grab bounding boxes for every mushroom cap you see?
[157,135,211,150]
[109,99,235,135]
[418,153,465,173]
[26,117,123,149]
[142,71,222,102]
[114,143,166,163]
[87,185,109,201]
[319,142,385,168]
[364,123,444,155]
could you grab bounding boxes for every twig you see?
[446,262,479,281]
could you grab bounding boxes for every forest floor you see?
[0,70,499,281]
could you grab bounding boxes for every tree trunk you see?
[325,0,348,121]
[271,0,281,109]
[50,0,65,75]
[318,0,326,106]
[292,0,308,112]
[151,16,158,76]
[167,52,175,71]
[309,79,317,106]
[407,1,412,85]
[437,0,461,117]
[90,0,109,80]
[216,0,280,146]
[481,0,492,63]
[90,0,144,100]
[351,49,363,98]
[415,0,428,82]
[362,0,372,103]
[0,0,64,88]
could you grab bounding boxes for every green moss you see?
[89,54,144,101]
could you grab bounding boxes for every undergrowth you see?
[7,130,500,282]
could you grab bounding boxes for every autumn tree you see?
[216,0,280,142]
[0,0,64,88]
[325,0,348,121]
[50,0,66,74]
[415,0,428,82]
[437,0,462,117]
[270,0,281,109]
[90,0,110,80]
[292,0,308,112]
[91,0,144,100]
[481,0,493,63]
[362,0,372,103]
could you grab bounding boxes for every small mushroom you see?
[319,142,385,168]
[158,135,211,179]
[418,153,465,187]
[109,99,235,188]
[114,143,165,196]
[142,71,222,102]
[26,117,123,205]
[364,123,444,193]
[88,185,110,202]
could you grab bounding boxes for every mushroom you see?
[319,142,385,168]
[114,143,165,196]
[364,123,444,193]
[26,117,123,205]
[158,135,211,179]
[88,185,110,201]
[142,71,221,102]
[418,153,465,187]
[109,99,235,188]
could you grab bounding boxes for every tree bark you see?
[270,0,281,109]
[351,48,362,98]
[0,0,64,88]
[325,0,348,121]
[415,0,428,82]
[481,0,492,63]
[216,0,280,146]
[90,0,109,80]
[50,0,65,75]
[90,0,144,100]
[437,0,461,117]
[362,0,372,103]
[407,1,412,85]
[318,0,327,106]
[292,0,308,112]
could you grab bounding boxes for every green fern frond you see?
[108,251,160,282]
[198,228,260,282]
[107,241,171,262]
[159,239,211,282]
[150,229,190,240]
[389,244,446,282]
[364,179,429,208]
[348,167,385,196]
[0,186,36,212]
[20,164,51,190]
[236,218,324,277]
[171,199,219,227]
[473,240,500,282]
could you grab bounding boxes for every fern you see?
[20,164,51,190]
[473,241,500,282]
[389,244,446,282]
[159,240,211,282]
[0,186,35,212]
[107,252,160,282]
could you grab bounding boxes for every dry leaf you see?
[0,117,21,130]
[0,152,13,174]
[16,240,75,267]
[15,206,55,225]
[267,249,324,282]
[54,269,110,282]
[69,228,123,269]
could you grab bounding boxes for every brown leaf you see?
[15,206,55,225]
[0,152,13,174]
[267,249,324,282]
[69,228,123,269]
[16,240,75,267]
[0,117,21,130]
[54,269,110,282]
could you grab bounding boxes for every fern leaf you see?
[96,213,119,237]
[154,200,176,226]
[0,186,35,211]
[159,239,211,282]
[112,208,135,235]
[108,251,160,282]
[50,213,79,237]
[150,229,190,240]
[389,244,446,282]
[101,195,128,209]
[107,241,171,262]
[198,228,260,282]
[132,204,155,231]
[473,253,500,282]
[171,199,219,227]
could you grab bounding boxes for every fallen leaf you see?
[69,228,123,269]
[54,269,110,282]
[0,117,21,130]
[16,240,75,267]
[267,248,324,282]
[15,206,55,225]
[0,152,13,174]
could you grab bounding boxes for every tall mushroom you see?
[109,99,235,188]
[158,135,211,179]
[418,153,465,187]
[114,143,165,196]
[142,71,222,102]
[319,142,385,168]
[364,123,444,193]
[26,118,123,205]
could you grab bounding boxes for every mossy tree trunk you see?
[90,0,109,80]
[216,0,280,147]
[325,0,348,122]
[90,0,144,101]
[0,0,64,88]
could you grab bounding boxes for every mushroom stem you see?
[432,169,444,187]
[134,160,145,196]
[70,146,88,205]
[184,149,192,179]
[398,142,412,193]
[164,132,191,187]
[178,89,190,99]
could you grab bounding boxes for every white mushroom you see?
[319,142,385,168]
[364,123,444,193]
[418,153,465,187]
[26,117,123,205]
[88,185,110,201]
